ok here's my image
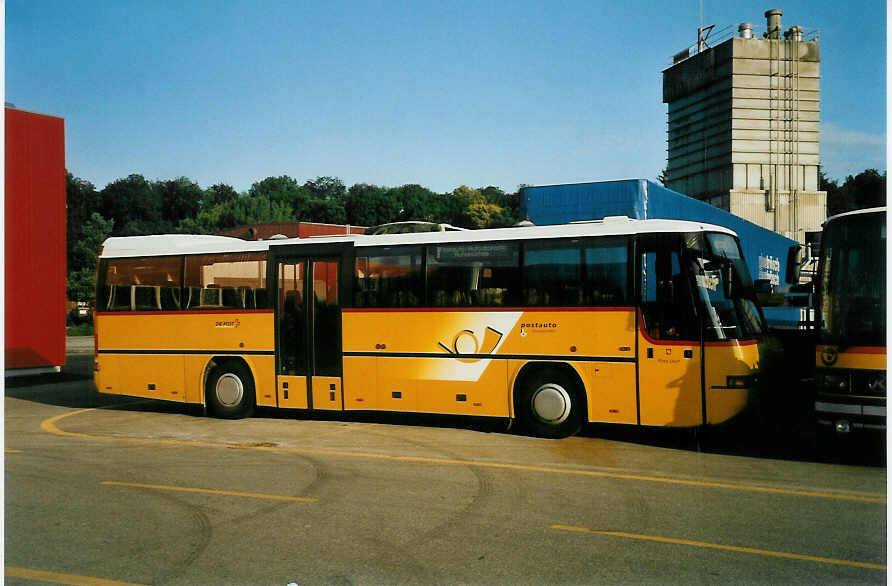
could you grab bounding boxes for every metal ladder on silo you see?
[767,36,779,215]
[787,31,801,238]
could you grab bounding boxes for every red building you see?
[5,107,67,374]
[216,221,365,240]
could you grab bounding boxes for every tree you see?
[343,183,401,226]
[67,212,114,302]
[66,172,101,278]
[100,174,161,235]
[180,193,297,234]
[304,176,346,201]
[393,184,444,222]
[249,175,303,203]
[449,185,514,228]
[305,198,347,224]
[841,169,886,213]
[66,172,101,233]
[204,183,240,208]
[156,177,203,224]
[825,168,886,216]
[478,185,520,227]
[299,177,347,223]
[819,166,841,212]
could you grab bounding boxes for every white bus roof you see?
[823,206,886,226]
[100,234,270,258]
[100,218,738,259]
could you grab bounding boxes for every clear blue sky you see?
[6,0,887,194]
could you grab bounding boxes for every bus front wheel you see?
[516,367,583,439]
[206,361,255,419]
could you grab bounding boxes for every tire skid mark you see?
[99,484,213,585]
[42,408,887,504]
[374,431,505,571]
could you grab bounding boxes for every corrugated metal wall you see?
[5,107,67,369]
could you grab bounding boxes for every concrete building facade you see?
[662,9,826,244]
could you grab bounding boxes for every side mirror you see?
[785,245,802,284]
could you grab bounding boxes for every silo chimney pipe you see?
[765,9,783,39]
[739,22,753,38]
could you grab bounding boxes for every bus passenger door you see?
[276,258,343,411]
[636,237,704,427]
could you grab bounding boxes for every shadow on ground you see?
[6,354,885,468]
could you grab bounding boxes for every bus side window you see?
[427,242,519,307]
[353,246,423,308]
[185,253,267,310]
[101,257,183,312]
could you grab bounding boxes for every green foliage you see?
[67,172,101,232]
[66,172,101,285]
[448,185,516,228]
[204,183,240,207]
[156,177,203,223]
[304,176,346,201]
[67,212,114,302]
[306,198,347,224]
[249,175,303,203]
[393,184,444,223]
[825,168,886,216]
[182,193,297,234]
[100,174,161,234]
[344,183,401,226]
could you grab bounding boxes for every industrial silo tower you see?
[662,8,827,244]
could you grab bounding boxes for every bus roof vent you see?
[569,216,631,224]
[267,234,288,240]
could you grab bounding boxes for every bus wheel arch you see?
[204,357,256,419]
[513,362,586,438]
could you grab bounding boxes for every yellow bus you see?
[94,218,764,437]
[814,207,886,434]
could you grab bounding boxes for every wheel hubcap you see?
[216,373,244,407]
[531,383,571,424]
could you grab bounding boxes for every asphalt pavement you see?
[3,345,886,585]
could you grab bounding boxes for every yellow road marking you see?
[550,525,886,571]
[5,565,146,585]
[101,481,316,502]
[5,449,21,453]
[42,408,886,504]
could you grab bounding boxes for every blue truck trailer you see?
[520,179,804,330]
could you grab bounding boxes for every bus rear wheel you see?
[206,361,255,419]
[516,367,583,439]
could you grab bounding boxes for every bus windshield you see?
[685,232,764,340]
[818,212,886,347]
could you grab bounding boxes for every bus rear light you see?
[94,358,100,372]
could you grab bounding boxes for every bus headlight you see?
[818,373,850,392]
[867,372,886,395]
